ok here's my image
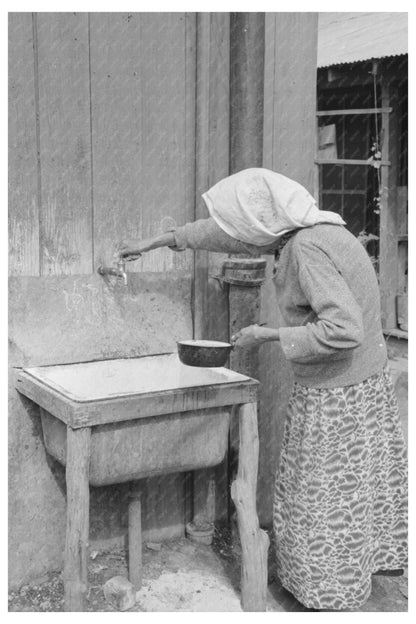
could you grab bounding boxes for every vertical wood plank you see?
[263,12,318,192]
[90,12,195,274]
[8,13,40,276]
[206,14,231,348]
[36,12,93,276]
[194,12,211,337]
[262,14,276,175]
[379,76,398,330]
[396,187,407,237]
[64,426,91,612]
[184,12,198,268]
[128,483,142,590]
[397,241,407,294]
[194,13,230,341]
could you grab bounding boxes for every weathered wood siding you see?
[90,13,195,274]
[8,12,199,586]
[36,13,93,276]
[9,12,195,277]
[8,13,40,275]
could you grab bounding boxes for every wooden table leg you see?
[128,481,142,590]
[64,426,91,612]
[230,402,269,611]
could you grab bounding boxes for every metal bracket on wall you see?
[209,273,228,291]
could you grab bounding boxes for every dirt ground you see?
[8,525,408,613]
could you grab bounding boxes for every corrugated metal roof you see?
[318,12,408,68]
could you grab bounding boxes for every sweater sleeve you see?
[168,217,276,255]
[279,239,364,363]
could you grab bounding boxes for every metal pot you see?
[177,340,232,368]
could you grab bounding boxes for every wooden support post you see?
[128,482,142,591]
[224,258,267,525]
[231,402,269,611]
[379,73,399,330]
[64,426,91,612]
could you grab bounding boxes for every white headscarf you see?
[202,168,345,246]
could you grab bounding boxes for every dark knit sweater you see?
[172,218,387,388]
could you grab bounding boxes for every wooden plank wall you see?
[36,13,93,276]
[259,12,318,524]
[8,13,40,275]
[90,13,195,274]
[9,12,195,277]
[9,12,197,586]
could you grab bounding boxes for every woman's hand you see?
[230,324,272,349]
[231,324,280,349]
[115,239,147,261]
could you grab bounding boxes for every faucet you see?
[98,259,128,285]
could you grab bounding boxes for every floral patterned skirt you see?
[273,365,408,610]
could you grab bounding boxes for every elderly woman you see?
[118,168,408,611]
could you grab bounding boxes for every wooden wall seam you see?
[193,12,211,340]
[32,13,42,278]
[263,13,276,171]
[87,13,95,274]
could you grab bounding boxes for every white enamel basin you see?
[24,353,247,401]
[17,353,257,486]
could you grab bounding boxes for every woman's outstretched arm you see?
[117,231,176,260]
[117,217,277,260]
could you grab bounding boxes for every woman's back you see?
[274,224,387,388]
